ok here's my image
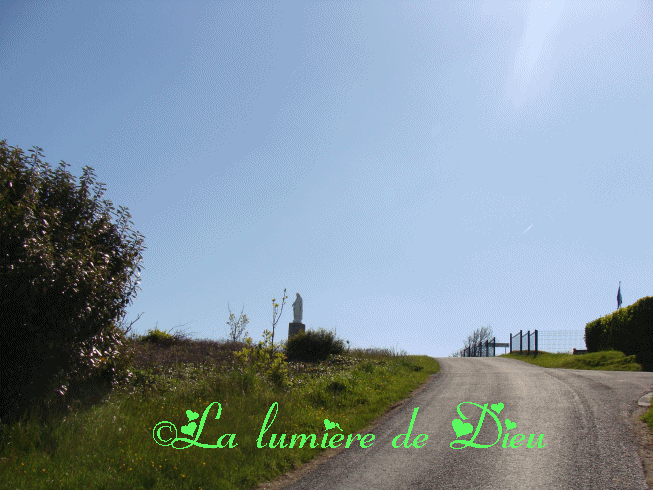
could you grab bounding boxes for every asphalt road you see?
[260,357,653,490]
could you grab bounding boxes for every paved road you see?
[263,357,653,490]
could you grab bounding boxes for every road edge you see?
[252,369,443,490]
[629,400,653,490]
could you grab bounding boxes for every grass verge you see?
[0,337,439,490]
[497,349,641,371]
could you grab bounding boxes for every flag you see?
[617,281,622,309]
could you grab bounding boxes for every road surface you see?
[256,356,653,490]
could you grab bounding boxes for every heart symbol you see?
[451,418,474,437]
[186,409,200,421]
[505,419,517,431]
[324,419,342,431]
[490,403,504,414]
[181,421,197,437]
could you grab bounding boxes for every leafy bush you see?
[285,327,346,363]
[0,140,146,424]
[140,324,177,347]
[584,318,603,353]
[233,330,290,389]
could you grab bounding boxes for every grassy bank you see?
[0,334,439,490]
[497,349,642,371]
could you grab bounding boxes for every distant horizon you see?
[2,0,651,359]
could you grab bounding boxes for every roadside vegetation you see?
[497,349,642,371]
[0,329,439,490]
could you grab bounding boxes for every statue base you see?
[288,322,305,340]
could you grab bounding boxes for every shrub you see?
[233,330,290,389]
[25,317,139,422]
[285,327,346,363]
[140,324,177,347]
[0,140,146,424]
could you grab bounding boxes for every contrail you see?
[523,224,533,234]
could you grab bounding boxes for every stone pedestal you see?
[288,322,305,340]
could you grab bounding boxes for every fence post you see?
[535,329,538,357]
[492,337,496,357]
[526,330,530,355]
[510,334,512,353]
[519,329,523,354]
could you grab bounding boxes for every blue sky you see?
[2,0,652,358]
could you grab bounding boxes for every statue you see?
[292,293,303,323]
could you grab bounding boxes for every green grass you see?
[496,349,653,434]
[0,334,439,490]
[496,349,642,371]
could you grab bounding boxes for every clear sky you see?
[2,0,652,358]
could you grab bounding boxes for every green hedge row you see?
[585,295,653,369]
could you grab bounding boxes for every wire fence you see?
[535,329,587,354]
[510,330,537,355]
[459,329,588,357]
[460,337,496,357]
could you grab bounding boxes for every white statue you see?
[292,293,303,323]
